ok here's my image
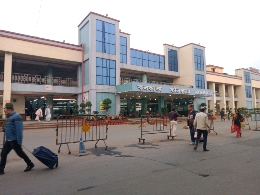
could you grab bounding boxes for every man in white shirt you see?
[45,105,51,122]
[193,106,210,152]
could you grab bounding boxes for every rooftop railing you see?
[0,72,78,87]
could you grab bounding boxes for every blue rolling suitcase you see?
[32,146,58,169]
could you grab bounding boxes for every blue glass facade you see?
[168,49,178,72]
[245,85,252,98]
[130,49,164,70]
[195,74,205,89]
[194,48,204,71]
[244,72,251,83]
[96,57,116,86]
[120,36,127,63]
[96,20,115,54]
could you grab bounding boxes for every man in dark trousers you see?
[220,110,225,121]
[168,108,179,136]
[0,103,34,175]
[193,106,210,151]
[187,105,197,145]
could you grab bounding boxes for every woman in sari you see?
[232,109,244,138]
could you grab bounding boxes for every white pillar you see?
[252,87,256,108]
[219,83,226,113]
[208,82,216,113]
[3,53,12,117]
[228,85,235,111]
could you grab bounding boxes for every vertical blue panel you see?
[84,60,89,85]
[80,22,89,54]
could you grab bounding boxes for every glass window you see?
[110,77,116,85]
[110,69,116,77]
[130,49,136,58]
[195,74,205,89]
[131,57,136,65]
[137,58,142,66]
[136,51,142,59]
[168,49,178,72]
[244,72,251,83]
[245,86,252,98]
[143,59,148,67]
[154,61,159,69]
[96,67,102,75]
[149,61,154,68]
[122,55,127,63]
[110,60,115,69]
[143,52,148,60]
[194,48,204,71]
[96,76,103,84]
[96,20,102,31]
[96,20,116,55]
[96,58,102,67]
[160,62,165,70]
[96,41,102,52]
[96,31,102,41]
[110,44,115,55]
[108,23,115,34]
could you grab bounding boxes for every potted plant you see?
[161,107,168,119]
[85,101,92,114]
[79,103,86,114]
[103,98,112,116]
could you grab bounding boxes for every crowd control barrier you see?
[138,115,169,144]
[56,115,108,154]
[0,132,5,150]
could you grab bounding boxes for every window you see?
[244,72,251,83]
[195,74,205,89]
[194,48,204,71]
[96,20,115,55]
[211,68,215,73]
[120,36,127,63]
[96,57,116,86]
[168,49,178,72]
[245,85,252,98]
[130,49,165,70]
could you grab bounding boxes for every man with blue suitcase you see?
[0,103,34,175]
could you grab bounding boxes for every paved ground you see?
[0,119,260,195]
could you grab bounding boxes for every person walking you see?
[193,106,210,152]
[220,110,225,121]
[187,105,197,145]
[227,109,231,120]
[0,103,34,175]
[35,106,43,123]
[45,105,51,122]
[168,108,179,136]
[232,109,244,138]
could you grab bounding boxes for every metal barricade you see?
[138,115,169,144]
[56,115,108,154]
[0,132,5,150]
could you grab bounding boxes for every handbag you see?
[240,122,245,128]
[194,131,197,138]
[230,125,235,133]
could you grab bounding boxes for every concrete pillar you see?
[219,83,226,113]
[47,65,53,85]
[252,87,256,108]
[3,53,12,118]
[141,73,147,83]
[46,96,53,120]
[157,96,165,115]
[228,85,235,111]
[208,82,216,113]
[256,89,260,108]
[141,98,147,115]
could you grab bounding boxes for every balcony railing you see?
[0,72,78,87]
[120,78,193,88]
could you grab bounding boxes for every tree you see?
[72,103,79,116]
[79,103,86,114]
[85,101,92,114]
[103,98,112,115]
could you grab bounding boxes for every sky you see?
[1,0,260,75]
